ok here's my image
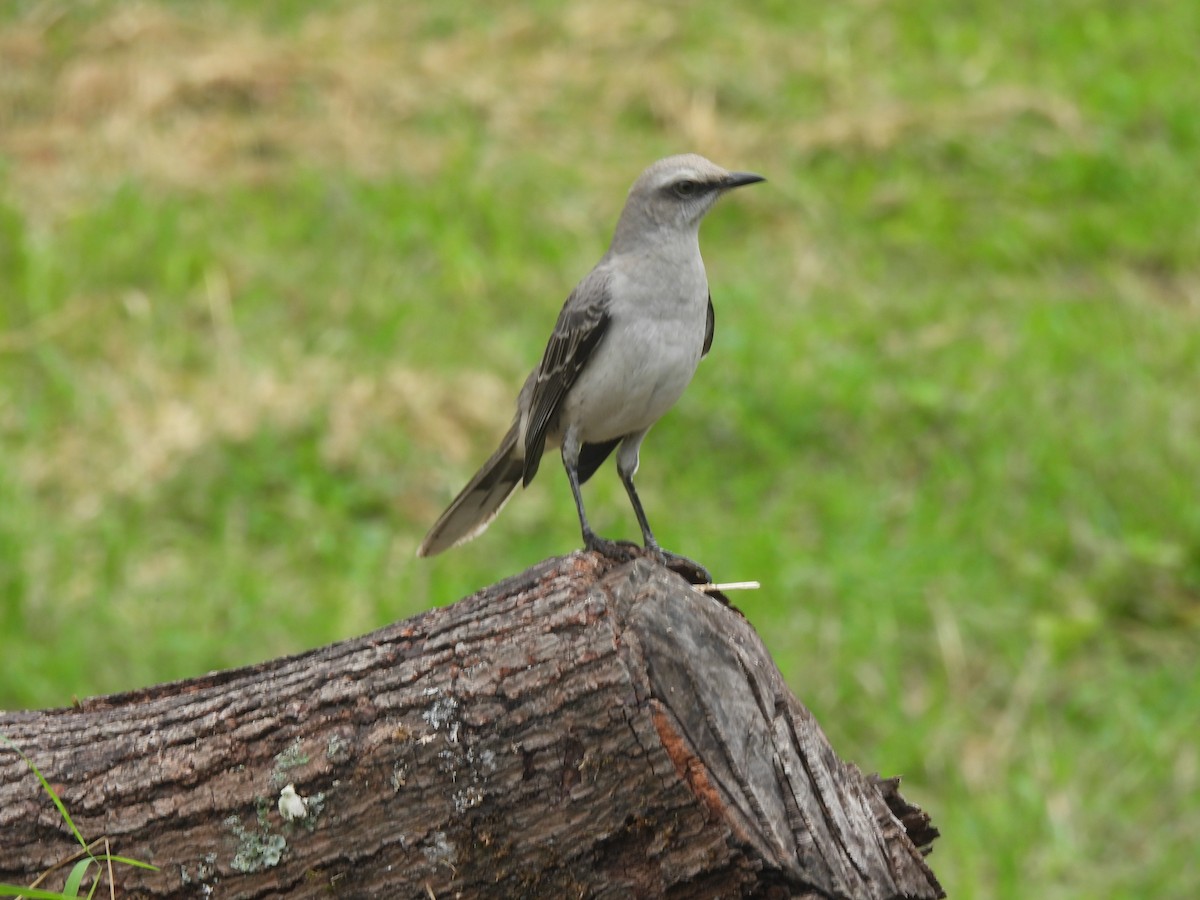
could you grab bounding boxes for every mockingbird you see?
[417,154,764,565]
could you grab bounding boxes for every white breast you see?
[560,292,708,442]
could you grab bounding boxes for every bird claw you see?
[657,550,713,587]
[583,534,713,586]
[583,535,643,563]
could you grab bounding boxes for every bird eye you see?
[672,180,698,198]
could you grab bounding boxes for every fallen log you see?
[0,553,943,899]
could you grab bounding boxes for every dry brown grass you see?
[3,3,442,214]
[1,2,1083,219]
[16,346,511,521]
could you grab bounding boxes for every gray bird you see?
[416,154,764,565]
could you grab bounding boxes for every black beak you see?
[722,171,766,189]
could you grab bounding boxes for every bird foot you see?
[582,534,643,563]
[583,534,713,586]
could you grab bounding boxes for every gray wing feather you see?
[702,291,715,358]
[522,276,612,485]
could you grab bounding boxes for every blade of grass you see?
[89,857,157,872]
[0,736,87,851]
[0,886,80,899]
[62,860,90,899]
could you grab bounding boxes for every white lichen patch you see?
[422,692,460,741]
[468,746,497,775]
[226,814,287,873]
[271,737,310,786]
[326,732,351,762]
[178,852,218,889]
[453,785,484,814]
[422,831,457,868]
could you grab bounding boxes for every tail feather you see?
[416,424,525,557]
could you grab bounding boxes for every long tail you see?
[416,424,525,557]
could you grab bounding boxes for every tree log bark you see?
[0,553,943,899]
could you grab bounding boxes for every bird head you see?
[612,154,765,248]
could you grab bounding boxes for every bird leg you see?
[617,466,660,555]
[562,432,639,561]
[562,430,715,584]
[617,440,714,585]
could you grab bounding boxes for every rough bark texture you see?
[0,553,943,899]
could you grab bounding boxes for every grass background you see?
[2,1,1198,896]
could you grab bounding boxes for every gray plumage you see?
[417,154,764,559]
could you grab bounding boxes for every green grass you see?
[2,1,1198,897]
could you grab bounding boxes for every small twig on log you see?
[696,580,761,593]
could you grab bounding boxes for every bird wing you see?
[702,291,715,358]
[521,277,612,486]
